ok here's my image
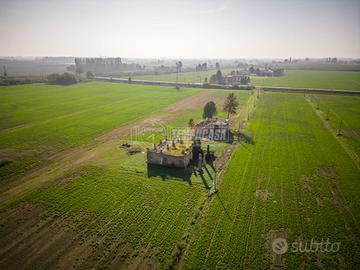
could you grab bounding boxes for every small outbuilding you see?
[194,118,230,141]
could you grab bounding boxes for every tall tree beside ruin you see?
[223,92,239,119]
[203,101,217,119]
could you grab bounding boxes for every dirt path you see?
[0,91,221,204]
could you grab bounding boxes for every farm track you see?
[0,91,220,204]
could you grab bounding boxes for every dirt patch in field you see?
[300,175,312,191]
[330,186,349,211]
[0,203,161,270]
[316,197,323,206]
[214,143,237,172]
[112,246,160,270]
[0,203,93,270]
[314,165,337,180]
[254,189,273,201]
[265,229,290,267]
[0,159,13,168]
[0,149,38,160]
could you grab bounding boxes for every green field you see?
[0,82,249,269]
[129,68,233,84]
[252,70,360,90]
[183,92,360,269]
[0,82,359,269]
[130,69,360,91]
[312,95,360,157]
[0,82,202,184]
[0,82,200,151]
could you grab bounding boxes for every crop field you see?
[251,70,360,91]
[310,95,360,158]
[0,82,252,269]
[127,68,233,84]
[130,69,360,91]
[0,82,203,185]
[1,81,359,269]
[182,92,360,269]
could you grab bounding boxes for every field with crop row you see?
[130,69,360,91]
[182,92,360,269]
[0,82,254,269]
[311,94,360,159]
[1,81,359,269]
[252,70,360,91]
[0,82,202,185]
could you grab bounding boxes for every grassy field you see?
[182,92,360,269]
[0,82,252,269]
[311,95,360,158]
[130,69,360,91]
[0,82,200,150]
[1,82,359,269]
[129,68,233,84]
[252,70,360,90]
[0,82,202,184]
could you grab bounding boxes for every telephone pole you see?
[337,120,343,136]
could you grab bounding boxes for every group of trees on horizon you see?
[47,72,78,85]
[74,57,141,74]
[195,62,208,72]
[249,66,284,77]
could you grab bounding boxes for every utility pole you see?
[326,109,330,120]
[337,119,343,136]
[176,64,179,85]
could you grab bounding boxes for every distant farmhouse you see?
[223,75,250,85]
[195,118,229,141]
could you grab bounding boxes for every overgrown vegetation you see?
[47,72,79,85]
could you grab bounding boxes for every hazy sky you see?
[0,0,359,58]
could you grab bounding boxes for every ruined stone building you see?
[146,138,192,168]
[194,118,229,141]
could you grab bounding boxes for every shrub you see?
[47,72,78,85]
[86,71,94,79]
[127,146,142,155]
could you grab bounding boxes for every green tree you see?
[203,101,217,119]
[210,70,224,84]
[86,71,94,79]
[47,72,78,85]
[223,92,239,119]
